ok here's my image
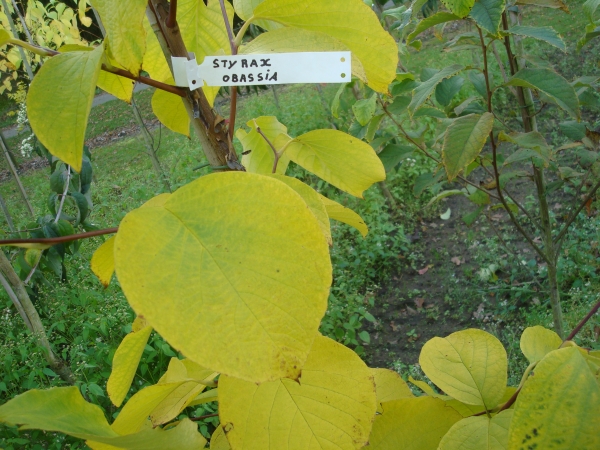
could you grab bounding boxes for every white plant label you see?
[172,51,351,90]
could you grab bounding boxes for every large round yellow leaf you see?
[368,397,462,449]
[507,347,600,449]
[27,45,104,172]
[419,329,507,409]
[219,335,376,450]
[252,0,397,93]
[519,325,562,364]
[114,172,332,383]
[438,410,513,450]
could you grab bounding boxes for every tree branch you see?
[0,227,118,247]
[166,0,177,27]
[218,0,238,142]
[565,298,600,341]
[554,177,600,246]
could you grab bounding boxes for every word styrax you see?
[213,57,278,83]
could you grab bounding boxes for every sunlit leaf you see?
[91,0,147,75]
[151,80,190,137]
[319,194,368,237]
[443,113,494,181]
[114,172,332,383]
[419,329,508,409]
[507,347,600,449]
[27,45,104,172]
[142,19,171,83]
[238,116,291,174]
[210,425,231,449]
[219,335,377,450]
[372,368,413,413]
[368,397,462,449]
[107,324,153,407]
[519,326,562,364]
[440,0,476,18]
[286,130,386,198]
[91,237,116,288]
[0,28,12,46]
[252,0,397,93]
[439,410,513,450]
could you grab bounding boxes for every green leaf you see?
[0,387,117,440]
[27,45,104,172]
[91,0,147,75]
[319,194,368,237]
[516,0,569,11]
[238,116,291,175]
[368,397,462,449]
[583,0,600,22]
[436,76,464,107]
[407,12,461,43]
[107,324,153,407]
[468,70,487,97]
[463,205,485,225]
[331,83,348,118]
[560,120,587,140]
[114,172,332,383]
[179,0,234,106]
[414,107,447,118]
[378,144,414,172]
[220,335,376,450]
[442,113,494,181]
[439,410,513,450]
[151,81,190,137]
[409,64,464,115]
[387,95,411,115]
[441,0,476,18]
[426,189,466,207]
[506,68,579,118]
[252,0,398,93]
[286,129,386,198]
[507,25,566,51]
[469,0,505,35]
[353,94,377,126]
[507,347,600,449]
[419,329,508,409]
[577,24,600,51]
[519,326,562,364]
[239,28,367,85]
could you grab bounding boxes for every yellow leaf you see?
[269,174,332,245]
[111,381,205,434]
[107,324,152,407]
[0,28,11,46]
[97,69,135,103]
[181,359,219,384]
[219,335,377,450]
[91,0,147,75]
[91,236,116,288]
[178,0,234,106]
[114,172,332,383]
[237,116,291,174]
[188,388,218,407]
[287,130,386,198]
[142,19,171,83]
[132,316,148,332]
[87,418,207,450]
[519,325,562,364]
[252,0,397,93]
[408,375,436,396]
[318,194,368,237]
[507,347,600,449]
[27,45,104,172]
[232,0,282,31]
[446,387,517,417]
[210,425,231,450]
[419,329,507,409]
[151,81,190,137]
[439,410,513,450]
[239,27,366,84]
[157,358,217,385]
[368,397,462,449]
[373,368,413,404]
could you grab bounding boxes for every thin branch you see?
[554,177,600,246]
[0,227,118,247]
[565,298,600,341]
[166,0,177,27]
[54,166,71,224]
[0,270,33,331]
[190,413,219,422]
[24,252,42,285]
[218,0,238,142]
[254,123,280,173]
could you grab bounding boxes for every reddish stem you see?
[0,227,118,246]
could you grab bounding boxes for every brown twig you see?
[554,177,600,246]
[166,0,177,27]
[190,413,219,422]
[565,298,600,341]
[0,227,118,246]
[218,0,238,142]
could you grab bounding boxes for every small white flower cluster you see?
[16,103,35,158]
